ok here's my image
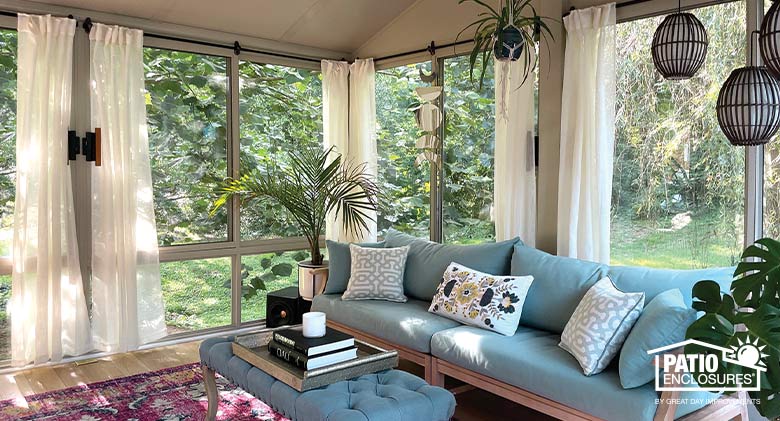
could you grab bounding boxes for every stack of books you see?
[269,327,357,370]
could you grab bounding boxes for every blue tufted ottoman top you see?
[200,337,455,421]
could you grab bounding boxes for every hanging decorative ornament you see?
[493,0,524,62]
[650,0,708,80]
[717,31,780,146]
[760,0,780,77]
[413,86,442,167]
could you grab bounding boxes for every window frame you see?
[143,36,322,339]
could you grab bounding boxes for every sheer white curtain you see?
[89,23,167,352]
[348,59,377,242]
[557,3,616,264]
[494,59,536,245]
[322,59,378,242]
[10,14,92,366]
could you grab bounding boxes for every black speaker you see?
[266,286,311,328]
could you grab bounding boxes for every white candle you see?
[302,312,326,338]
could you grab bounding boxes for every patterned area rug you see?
[0,362,289,420]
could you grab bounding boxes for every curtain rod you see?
[375,39,475,63]
[563,0,653,18]
[0,10,325,64]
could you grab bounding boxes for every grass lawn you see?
[610,212,742,269]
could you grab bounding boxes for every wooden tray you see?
[232,330,399,392]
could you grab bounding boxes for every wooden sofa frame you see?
[328,321,748,421]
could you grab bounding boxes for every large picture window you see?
[612,2,746,269]
[375,62,432,238]
[442,54,496,244]
[0,29,16,362]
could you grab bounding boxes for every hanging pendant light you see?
[760,0,780,77]
[651,0,708,80]
[717,31,780,146]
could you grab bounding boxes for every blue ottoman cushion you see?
[200,337,455,421]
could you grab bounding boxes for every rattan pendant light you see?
[651,0,708,80]
[761,0,780,77]
[717,31,780,146]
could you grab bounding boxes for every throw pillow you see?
[342,244,410,302]
[618,289,697,389]
[428,262,534,336]
[559,277,645,376]
[324,240,386,294]
[384,228,521,301]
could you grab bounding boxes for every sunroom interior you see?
[0,0,778,420]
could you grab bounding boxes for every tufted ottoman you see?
[199,337,456,421]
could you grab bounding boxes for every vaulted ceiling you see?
[24,0,420,54]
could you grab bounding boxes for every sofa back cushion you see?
[511,244,607,333]
[384,229,520,301]
[606,265,733,306]
[324,240,385,294]
[511,243,735,334]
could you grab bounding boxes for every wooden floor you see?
[0,340,552,420]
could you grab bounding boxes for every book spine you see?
[272,332,307,354]
[268,340,308,369]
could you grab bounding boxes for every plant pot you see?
[493,26,525,62]
[298,260,328,301]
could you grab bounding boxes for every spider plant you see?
[457,0,554,90]
[211,146,378,266]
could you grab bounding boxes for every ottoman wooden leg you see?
[202,363,219,421]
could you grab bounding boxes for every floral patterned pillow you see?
[428,262,534,336]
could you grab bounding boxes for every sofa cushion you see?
[311,294,461,353]
[324,240,385,294]
[511,244,607,333]
[429,262,534,336]
[559,278,644,376]
[430,325,718,421]
[342,245,409,302]
[619,289,697,389]
[384,229,519,301]
[606,265,734,306]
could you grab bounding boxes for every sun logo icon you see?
[729,336,769,369]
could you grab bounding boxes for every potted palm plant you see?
[212,147,378,300]
[457,0,554,89]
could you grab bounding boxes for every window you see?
[145,44,320,335]
[0,29,16,362]
[442,54,496,244]
[375,62,432,238]
[612,2,746,268]
[145,48,229,246]
[239,61,323,240]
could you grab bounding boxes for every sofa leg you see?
[429,357,446,387]
[202,363,219,421]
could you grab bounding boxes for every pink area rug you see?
[0,362,288,420]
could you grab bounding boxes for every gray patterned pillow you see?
[559,277,644,376]
[342,244,410,302]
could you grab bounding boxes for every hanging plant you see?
[457,0,554,90]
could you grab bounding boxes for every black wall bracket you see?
[68,129,101,165]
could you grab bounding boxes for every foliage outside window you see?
[144,48,229,246]
[375,62,432,238]
[612,2,745,269]
[443,54,496,244]
[239,62,323,240]
[0,29,16,362]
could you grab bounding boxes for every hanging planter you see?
[457,0,553,89]
[760,0,780,77]
[650,2,708,80]
[717,32,780,146]
[494,25,525,62]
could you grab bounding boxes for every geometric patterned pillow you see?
[559,277,645,376]
[341,245,410,303]
[428,262,534,336]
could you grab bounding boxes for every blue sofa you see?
[312,230,735,421]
